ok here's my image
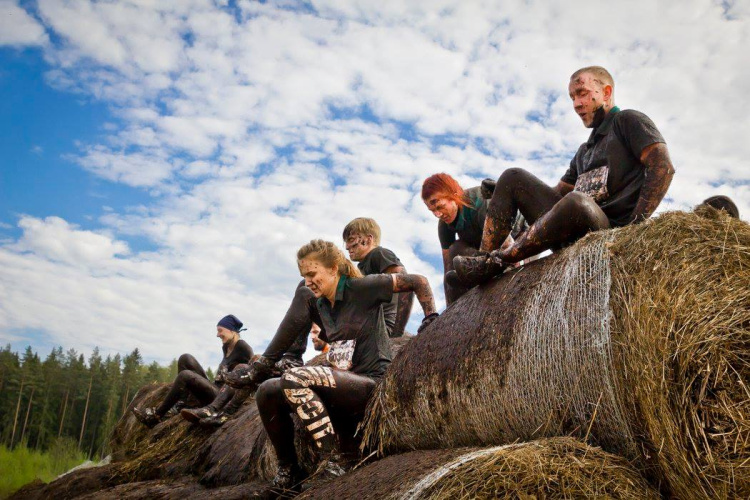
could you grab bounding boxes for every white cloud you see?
[1,0,748,366]
[0,1,48,47]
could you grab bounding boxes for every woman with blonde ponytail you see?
[251,239,438,496]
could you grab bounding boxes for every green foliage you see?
[0,438,88,497]
[0,344,179,461]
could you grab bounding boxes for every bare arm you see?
[629,143,675,223]
[392,274,436,318]
[554,181,575,197]
[383,264,414,337]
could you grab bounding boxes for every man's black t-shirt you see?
[561,107,666,227]
[316,274,393,379]
[438,186,487,250]
[357,247,404,336]
[215,339,253,384]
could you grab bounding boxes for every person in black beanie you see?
[131,314,253,427]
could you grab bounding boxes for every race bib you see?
[327,340,356,371]
[574,166,609,202]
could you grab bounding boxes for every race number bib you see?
[574,166,609,202]
[327,340,356,371]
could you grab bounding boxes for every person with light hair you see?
[244,239,438,497]
[454,65,675,285]
[342,217,414,336]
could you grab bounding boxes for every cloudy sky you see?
[1,0,748,368]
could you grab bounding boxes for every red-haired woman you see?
[421,173,492,304]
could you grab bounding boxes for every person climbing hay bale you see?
[362,210,750,499]
[300,437,658,500]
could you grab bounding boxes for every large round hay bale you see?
[300,437,658,499]
[362,211,750,498]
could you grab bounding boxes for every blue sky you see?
[0,0,748,369]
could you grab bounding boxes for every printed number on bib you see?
[327,340,356,371]
[574,166,609,202]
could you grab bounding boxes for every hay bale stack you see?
[301,437,658,499]
[362,211,750,498]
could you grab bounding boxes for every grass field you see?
[0,438,89,498]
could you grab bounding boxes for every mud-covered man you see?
[455,66,675,285]
[343,217,414,337]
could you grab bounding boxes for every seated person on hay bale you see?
[343,217,414,337]
[131,314,253,427]
[181,285,318,427]
[229,240,438,497]
[421,173,523,305]
[454,66,676,286]
[697,195,740,219]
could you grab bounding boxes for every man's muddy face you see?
[299,257,338,299]
[344,233,371,261]
[569,73,606,128]
[424,195,459,224]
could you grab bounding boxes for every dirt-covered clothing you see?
[561,107,666,227]
[215,339,253,384]
[156,354,217,416]
[316,274,393,379]
[262,281,324,363]
[257,367,377,466]
[357,246,404,336]
[438,186,487,250]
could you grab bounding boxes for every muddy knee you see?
[561,192,610,230]
[177,353,199,371]
[256,379,284,409]
[496,167,531,185]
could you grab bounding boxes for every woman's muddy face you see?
[424,195,459,224]
[299,257,338,299]
[216,326,235,344]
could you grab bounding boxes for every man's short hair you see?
[570,66,615,91]
[699,195,740,219]
[343,217,381,245]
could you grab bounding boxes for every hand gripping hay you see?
[361,210,750,498]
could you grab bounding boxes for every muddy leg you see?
[481,168,562,252]
[445,241,479,305]
[501,192,610,262]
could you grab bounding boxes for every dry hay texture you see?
[301,437,658,499]
[362,210,750,499]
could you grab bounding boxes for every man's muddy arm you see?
[629,143,675,223]
[392,274,437,317]
[384,264,414,336]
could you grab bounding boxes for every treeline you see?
[0,344,186,459]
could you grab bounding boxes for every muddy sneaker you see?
[132,406,161,428]
[251,463,307,499]
[165,400,187,417]
[314,452,352,481]
[180,406,215,424]
[453,252,506,287]
[198,411,232,427]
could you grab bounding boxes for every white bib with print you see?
[327,340,356,371]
